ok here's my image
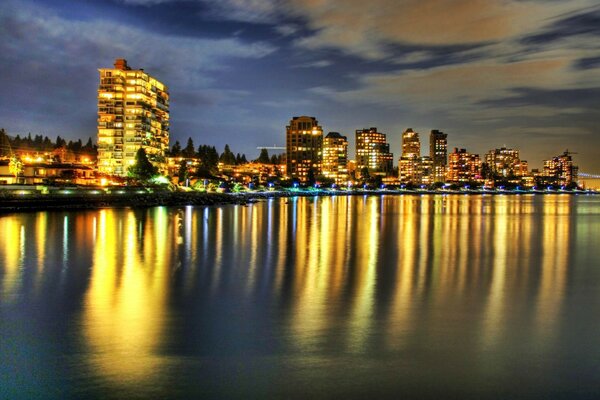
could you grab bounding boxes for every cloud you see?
[0,0,275,139]
[285,0,596,59]
[311,58,581,108]
[294,60,333,68]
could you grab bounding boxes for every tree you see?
[178,160,189,184]
[171,141,182,157]
[257,148,270,164]
[9,156,23,180]
[128,148,158,182]
[220,144,236,165]
[55,135,66,148]
[183,137,195,158]
[307,167,316,186]
[360,167,370,180]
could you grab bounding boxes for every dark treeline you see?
[0,128,96,157]
[169,137,282,166]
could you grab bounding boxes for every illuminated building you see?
[484,147,528,178]
[399,128,421,184]
[430,130,447,183]
[541,150,578,186]
[322,132,348,183]
[419,156,434,185]
[402,128,420,158]
[0,160,95,185]
[97,59,169,177]
[355,127,393,177]
[446,148,482,183]
[286,116,323,183]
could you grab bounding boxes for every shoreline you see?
[0,188,596,213]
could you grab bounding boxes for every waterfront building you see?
[286,116,323,183]
[233,162,286,185]
[97,59,170,177]
[446,148,482,183]
[541,150,578,186]
[355,127,393,178]
[430,130,448,183]
[402,128,420,158]
[419,156,434,185]
[399,128,421,184]
[0,159,95,185]
[484,147,528,178]
[322,132,348,184]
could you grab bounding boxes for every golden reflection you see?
[481,196,510,348]
[535,195,569,347]
[0,217,25,301]
[387,196,418,350]
[347,196,378,353]
[84,209,170,387]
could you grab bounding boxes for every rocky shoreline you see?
[0,189,595,213]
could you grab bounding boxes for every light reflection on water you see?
[1,195,600,399]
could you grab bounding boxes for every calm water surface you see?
[1,195,600,399]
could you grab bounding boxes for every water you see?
[1,195,600,399]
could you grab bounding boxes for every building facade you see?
[484,147,528,178]
[322,132,348,184]
[97,59,169,177]
[355,127,393,178]
[399,128,421,184]
[446,148,482,183]
[402,128,420,158]
[286,116,323,183]
[430,130,448,183]
[541,150,578,186]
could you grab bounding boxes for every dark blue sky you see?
[1,0,599,170]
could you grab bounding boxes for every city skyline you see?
[1,0,599,172]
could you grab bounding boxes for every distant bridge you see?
[579,172,600,179]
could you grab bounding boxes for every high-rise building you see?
[429,130,448,183]
[322,132,348,184]
[286,116,323,182]
[402,128,420,158]
[447,148,481,183]
[484,147,528,178]
[542,150,578,186]
[97,59,169,176]
[355,127,393,178]
[399,128,421,184]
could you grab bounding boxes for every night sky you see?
[1,0,599,170]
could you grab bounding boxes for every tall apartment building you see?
[355,127,393,178]
[97,59,169,177]
[399,128,421,184]
[484,147,528,178]
[447,148,482,183]
[322,132,348,184]
[430,130,448,183]
[402,128,420,158]
[286,116,323,183]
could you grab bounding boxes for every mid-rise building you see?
[484,147,528,178]
[541,150,578,186]
[446,148,482,183]
[322,132,348,184]
[430,130,448,183]
[355,127,393,178]
[286,116,323,182]
[97,59,169,176]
